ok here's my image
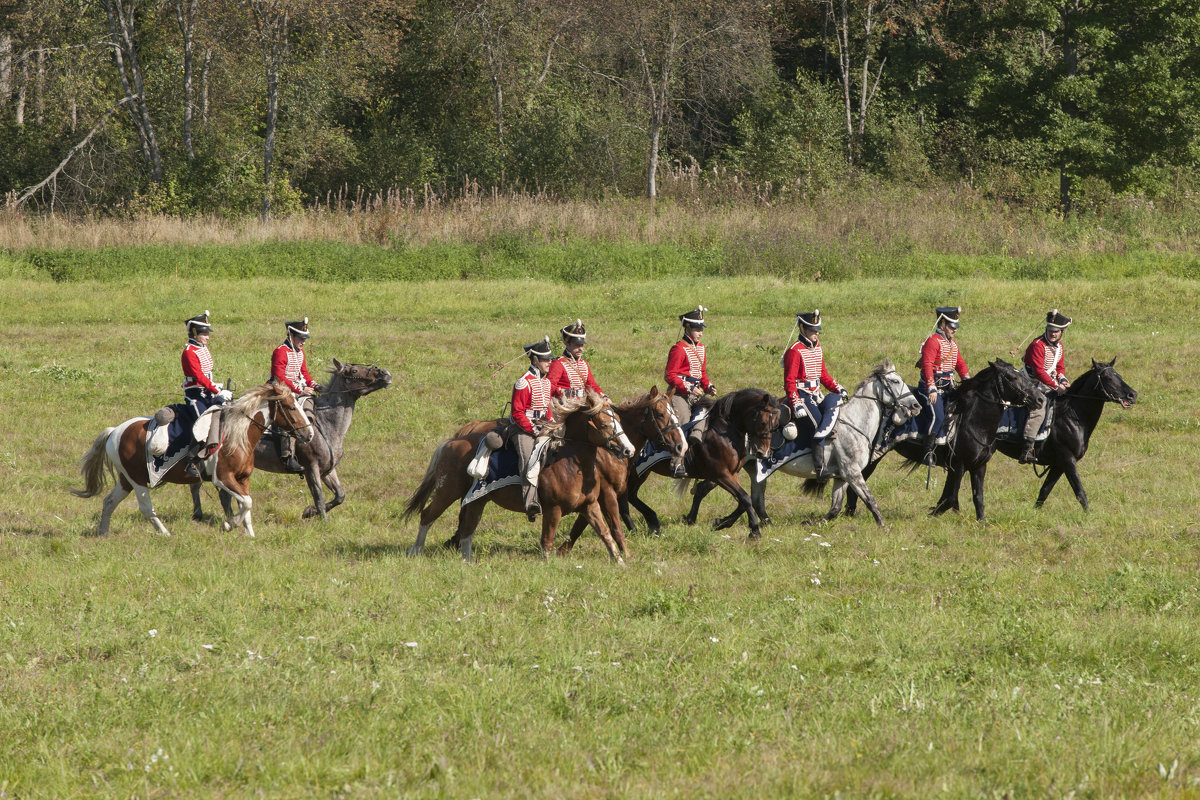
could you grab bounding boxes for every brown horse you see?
[73,383,313,538]
[621,388,782,539]
[557,386,688,556]
[402,392,636,562]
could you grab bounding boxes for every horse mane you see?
[543,390,607,437]
[708,388,774,424]
[944,363,1000,416]
[851,359,897,395]
[222,383,293,457]
[616,392,653,413]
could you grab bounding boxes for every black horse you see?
[620,389,781,539]
[846,359,1043,522]
[993,358,1137,510]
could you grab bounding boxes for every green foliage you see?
[724,73,846,195]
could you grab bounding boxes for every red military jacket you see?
[547,353,603,399]
[271,340,315,393]
[664,336,711,395]
[181,339,218,394]
[1024,335,1065,389]
[511,366,555,434]
[919,331,969,390]
[783,335,843,404]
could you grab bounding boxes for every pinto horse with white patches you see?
[73,383,313,538]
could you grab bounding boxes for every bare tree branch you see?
[11,95,137,209]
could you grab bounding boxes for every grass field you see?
[2,268,1199,798]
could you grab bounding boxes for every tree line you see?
[2,0,1198,217]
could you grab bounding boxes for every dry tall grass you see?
[3,181,1198,257]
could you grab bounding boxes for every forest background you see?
[3,0,1200,222]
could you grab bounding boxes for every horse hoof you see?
[747,531,761,541]
[616,557,627,568]
[302,506,320,519]
[221,521,232,532]
[192,513,204,522]
[405,546,423,558]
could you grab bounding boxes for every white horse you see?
[690,360,920,528]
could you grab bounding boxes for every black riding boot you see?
[922,434,937,466]
[812,440,831,479]
[1019,437,1037,464]
[184,449,203,479]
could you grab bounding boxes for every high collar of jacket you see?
[683,334,702,346]
[798,332,817,348]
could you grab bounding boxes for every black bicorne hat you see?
[186,310,213,335]
[286,317,311,339]
[936,306,961,329]
[561,319,586,345]
[524,336,553,359]
[796,309,822,331]
[679,305,707,329]
[1045,308,1072,330]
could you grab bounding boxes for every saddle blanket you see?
[877,385,949,454]
[462,437,550,506]
[144,404,195,488]
[996,402,1054,443]
[633,408,709,477]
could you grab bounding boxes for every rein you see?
[642,399,683,448]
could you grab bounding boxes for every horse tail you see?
[402,440,448,521]
[672,477,694,499]
[72,427,116,498]
[801,478,828,496]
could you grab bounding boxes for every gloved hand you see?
[839,388,849,403]
[792,402,808,419]
[213,383,223,392]
[216,389,233,402]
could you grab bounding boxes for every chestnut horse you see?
[190,360,392,521]
[73,383,313,538]
[620,388,781,539]
[558,386,689,557]
[402,392,636,562]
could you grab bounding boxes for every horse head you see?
[855,360,921,425]
[643,386,687,458]
[268,385,315,442]
[329,358,393,397]
[553,392,636,458]
[736,390,780,459]
[1089,358,1137,408]
[989,358,1043,409]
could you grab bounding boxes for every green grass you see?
[2,270,1199,798]
[6,240,1200,283]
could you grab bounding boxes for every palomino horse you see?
[845,359,1043,522]
[994,358,1137,510]
[402,392,637,562]
[190,360,392,521]
[688,360,922,527]
[620,389,781,539]
[557,386,688,557]
[73,383,313,537]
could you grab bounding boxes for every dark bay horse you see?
[994,358,1137,509]
[845,359,1042,522]
[621,388,781,539]
[402,392,637,562]
[557,386,689,556]
[190,360,392,521]
[73,383,313,537]
[688,361,921,527]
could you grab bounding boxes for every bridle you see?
[642,395,684,450]
[312,363,388,399]
[584,405,631,454]
[839,370,917,441]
